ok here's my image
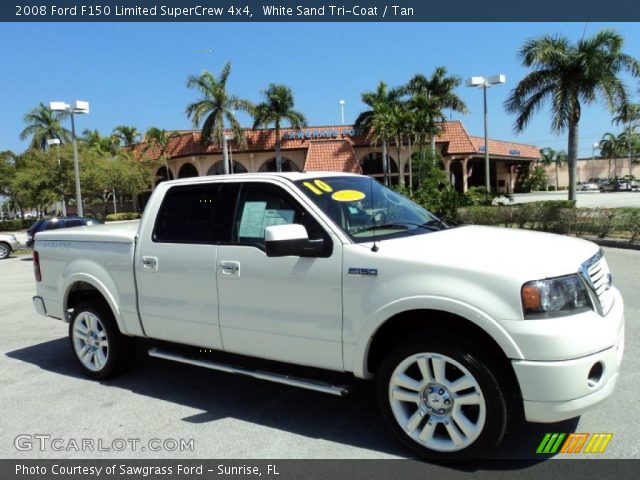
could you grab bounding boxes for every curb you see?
[588,238,640,251]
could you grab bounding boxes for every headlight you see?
[521,274,593,319]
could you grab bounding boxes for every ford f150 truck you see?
[32,172,625,459]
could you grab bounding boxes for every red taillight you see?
[33,250,42,282]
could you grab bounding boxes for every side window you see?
[45,221,61,230]
[66,219,83,228]
[153,183,226,244]
[233,183,329,251]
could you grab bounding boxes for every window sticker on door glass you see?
[263,209,295,228]
[238,201,267,238]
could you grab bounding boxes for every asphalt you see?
[0,247,638,461]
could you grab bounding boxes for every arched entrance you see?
[359,152,399,185]
[178,163,198,178]
[155,166,174,185]
[207,160,248,175]
[258,158,300,172]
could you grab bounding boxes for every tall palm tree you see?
[402,67,468,159]
[505,29,640,200]
[112,125,141,147]
[185,62,253,175]
[20,103,71,150]
[539,147,556,190]
[355,81,402,185]
[599,132,623,178]
[613,103,640,175]
[252,84,307,172]
[144,127,180,181]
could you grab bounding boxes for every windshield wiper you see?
[352,224,411,235]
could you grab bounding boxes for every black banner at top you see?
[3,0,640,22]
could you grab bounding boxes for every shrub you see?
[0,219,34,231]
[105,212,141,222]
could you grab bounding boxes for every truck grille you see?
[581,250,614,315]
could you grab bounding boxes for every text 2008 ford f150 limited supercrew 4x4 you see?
[32,172,625,459]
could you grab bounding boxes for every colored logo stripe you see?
[584,433,612,454]
[536,433,566,454]
[560,433,589,453]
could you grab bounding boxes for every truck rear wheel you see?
[69,301,132,379]
[377,337,508,459]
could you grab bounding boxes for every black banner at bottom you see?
[2,459,639,480]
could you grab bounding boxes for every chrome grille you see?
[580,250,614,315]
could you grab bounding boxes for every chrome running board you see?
[148,348,350,397]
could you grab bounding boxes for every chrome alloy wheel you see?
[388,352,486,452]
[72,311,109,372]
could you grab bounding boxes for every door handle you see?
[219,261,240,278]
[142,256,158,271]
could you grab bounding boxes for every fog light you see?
[587,362,604,388]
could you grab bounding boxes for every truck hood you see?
[35,220,139,244]
[372,225,599,282]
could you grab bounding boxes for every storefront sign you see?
[282,128,357,141]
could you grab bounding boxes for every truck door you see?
[135,182,230,349]
[216,181,344,370]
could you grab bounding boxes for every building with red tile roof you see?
[135,121,539,195]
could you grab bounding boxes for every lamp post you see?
[466,75,506,196]
[339,100,345,126]
[46,138,67,216]
[50,101,89,217]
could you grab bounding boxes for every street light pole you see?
[339,100,345,126]
[46,138,66,216]
[466,75,506,198]
[50,101,89,217]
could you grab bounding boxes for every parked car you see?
[578,181,599,191]
[32,173,624,459]
[0,233,19,259]
[26,216,102,248]
[600,178,630,192]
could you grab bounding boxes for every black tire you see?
[68,301,132,380]
[0,242,10,260]
[377,336,508,460]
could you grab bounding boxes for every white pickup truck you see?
[32,172,624,459]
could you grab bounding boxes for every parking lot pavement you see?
[0,247,638,461]
[511,191,640,208]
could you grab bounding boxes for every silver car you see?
[0,233,19,259]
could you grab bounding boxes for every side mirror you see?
[265,224,324,257]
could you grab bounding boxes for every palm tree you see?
[613,103,640,175]
[402,67,468,159]
[185,62,253,175]
[599,132,623,178]
[144,127,180,181]
[81,129,120,155]
[505,29,640,200]
[252,84,307,172]
[20,103,71,150]
[539,147,556,190]
[355,81,402,185]
[554,151,568,190]
[112,125,141,147]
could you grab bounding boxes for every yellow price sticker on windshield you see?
[331,190,366,202]
[303,179,334,195]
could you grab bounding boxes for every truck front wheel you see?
[69,301,132,379]
[377,337,508,459]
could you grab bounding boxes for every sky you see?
[1,22,639,158]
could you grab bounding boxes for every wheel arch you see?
[63,274,127,334]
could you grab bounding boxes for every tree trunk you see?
[567,123,579,201]
[555,163,559,191]
[408,136,413,192]
[275,122,282,172]
[221,132,230,175]
[397,136,403,187]
[382,140,389,186]
[430,136,436,164]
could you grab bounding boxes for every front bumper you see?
[514,318,625,423]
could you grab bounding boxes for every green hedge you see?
[0,219,35,232]
[457,204,640,242]
[105,212,141,222]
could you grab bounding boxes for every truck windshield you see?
[294,176,448,242]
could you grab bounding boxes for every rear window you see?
[153,183,226,244]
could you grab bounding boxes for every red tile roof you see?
[134,122,539,163]
[304,140,362,173]
[468,136,540,160]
